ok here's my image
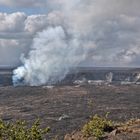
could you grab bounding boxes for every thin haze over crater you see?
[0,0,140,85]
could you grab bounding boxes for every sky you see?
[0,0,140,67]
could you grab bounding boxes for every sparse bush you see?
[82,114,114,140]
[0,119,50,140]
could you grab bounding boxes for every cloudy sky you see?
[0,0,140,67]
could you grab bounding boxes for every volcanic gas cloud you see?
[13,0,140,86]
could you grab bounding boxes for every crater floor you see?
[0,85,139,139]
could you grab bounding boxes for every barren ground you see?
[0,85,140,139]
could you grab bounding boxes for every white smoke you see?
[134,73,140,82]
[13,25,91,86]
[106,72,113,83]
[12,0,140,86]
[12,0,96,86]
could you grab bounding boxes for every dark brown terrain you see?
[0,85,140,139]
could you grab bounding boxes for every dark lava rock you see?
[0,85,139,139]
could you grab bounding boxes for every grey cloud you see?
[0,12,49,66]
[0,39,28,66]
[0,32,33,39]
[25,15,48,33]
[1,0,140,68]
[0,12,26,32]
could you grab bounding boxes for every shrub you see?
[82,114,114,140]
[0,119,50,140]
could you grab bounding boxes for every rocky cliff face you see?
[62,68,140,85]
[1,67,140,86]
[0,69,13,86]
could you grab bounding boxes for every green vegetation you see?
[82,113,114,140]
[87,99,94,109]
[0,119,50,140]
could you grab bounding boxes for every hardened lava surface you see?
[0,85,140,139]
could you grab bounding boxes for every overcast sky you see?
[0,0,140,67]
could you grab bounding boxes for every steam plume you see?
[13,0,140,85]
[13,25,91,86]
[13,0,96,86]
